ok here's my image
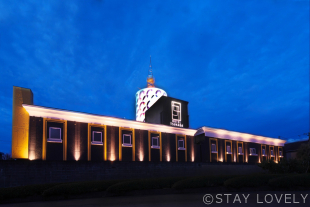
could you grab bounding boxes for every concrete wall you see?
[0,160,264,188]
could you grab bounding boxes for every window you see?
[172,102,181,121]
[226,145,231,154]
[48,127,62,142]
[178,139,185,150]
[279,150,282,157]
[271,149,274,157]
[211,143,217,153]
[92,131,102,144]
[250,148,257,155]
[238,146,243,154]
[151,137,160,148]
[122,134,132,147]
[262,149,266,156]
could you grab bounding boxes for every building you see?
[284,140,309,160]
[11,65,286,163]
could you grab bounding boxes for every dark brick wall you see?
[194,134,204,162]
[90,126,105,161]
[28,117,43,160]
[151,148,160,162]
[186,136,194,162]
[121,130,132,162]
[28,117,281,165]
[262,145,268,162]
[67,121,76,161]
[162,133,170,162]
[46,121,64,161]
[218,139,224,162]
[169,133,176,162]
[232,141,237,162]
[178,150,185,162]
[0,160,264,188]
[225,141,232,163]
[79,123,88,161]
[66,121,88,161]
[247,142,261,164]
[134,129,149,162]
[150,132,160,162]
[106,125,114,161]
[141,130,149,161]
[134,129,145,161]
[237,142,244,163]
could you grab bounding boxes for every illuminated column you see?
[12,86,33,159]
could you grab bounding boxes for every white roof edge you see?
[195,126,286,147]
[22,105,286,146]
[23,104,196,136]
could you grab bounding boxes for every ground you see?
[2,191,310,207]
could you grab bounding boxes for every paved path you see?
[2,192,310,207]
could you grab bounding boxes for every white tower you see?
[135,57,167,122]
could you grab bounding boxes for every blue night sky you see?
[0,0,309,154]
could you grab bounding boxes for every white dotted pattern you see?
[135,88,167,122]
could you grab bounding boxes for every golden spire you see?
[147,55,155,88]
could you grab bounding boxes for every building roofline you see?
[23,104,197,136]
[195,126,286,146]
[163,96,189,103]
[22,104,285,146]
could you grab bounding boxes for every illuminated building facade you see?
[11,63,286,163]
[12,85,285,163]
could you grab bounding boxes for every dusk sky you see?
[0,0,309,154]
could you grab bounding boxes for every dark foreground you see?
[1,191,310,207]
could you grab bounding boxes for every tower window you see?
[171,101,181,121]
